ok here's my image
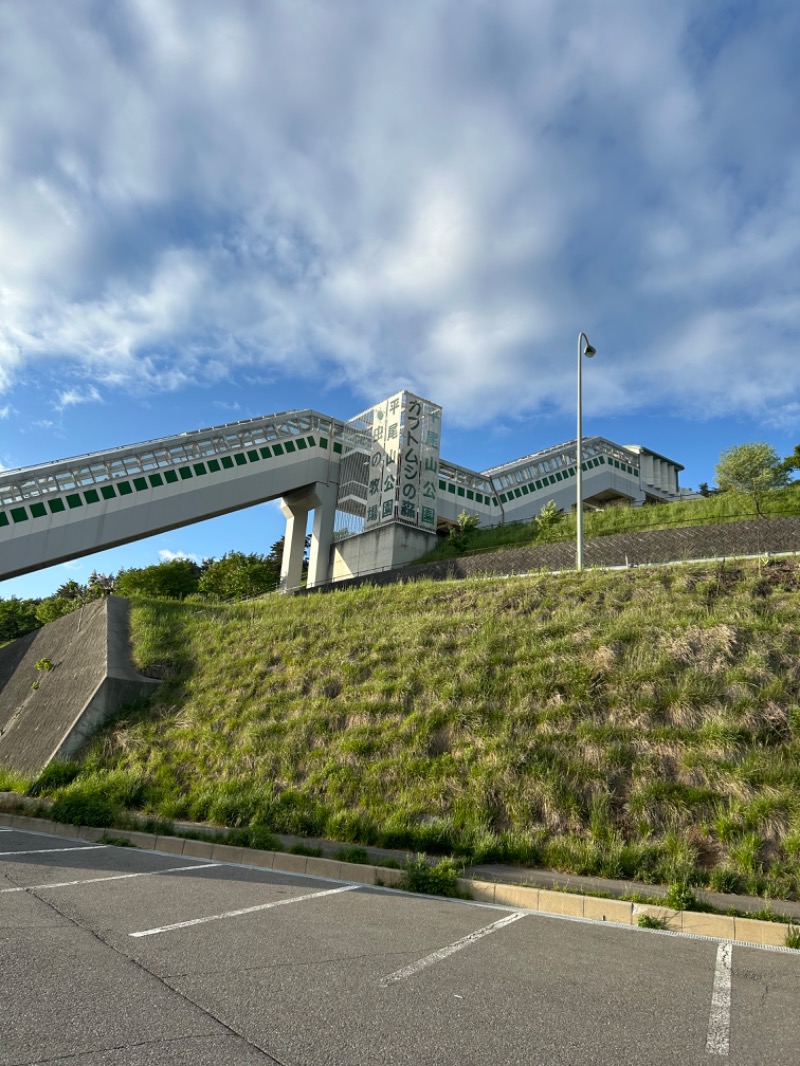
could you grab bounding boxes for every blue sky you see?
[1,0,799,599]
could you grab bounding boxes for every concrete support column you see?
[279,480,340,592]
[307,481,338,589]
[279,495,311,593]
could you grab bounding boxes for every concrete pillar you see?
[279,495,311,593]
[279,481,339,592]
[307,481,338,588]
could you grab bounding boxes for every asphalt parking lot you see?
[1,826,798,1065]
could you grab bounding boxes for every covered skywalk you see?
[0,410,346,589]
[0,394,684,588]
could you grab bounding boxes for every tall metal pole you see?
[576,332,595,571]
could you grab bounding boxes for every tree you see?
[35,595,81,626]
[87,571,115,597]
[715,442,789,516]
[267,538,285,571]
[54,580,86,601]
[448,511,480,552]
[533,500,565,543]
[782,445,800,477]
[198,551,280,600]
[0,597,42,642]
[115,558,202,599]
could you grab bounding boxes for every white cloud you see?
[56,385,103,410]
[0,0,797,429]
[158,549,201,564]
[0,405,12,419]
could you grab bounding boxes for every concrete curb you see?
[0,809,796,951]
[3,810,797,955]
[458,878,793,948]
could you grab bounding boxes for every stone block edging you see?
[0,811,796,951]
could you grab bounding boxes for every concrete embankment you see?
[0,597,158,775]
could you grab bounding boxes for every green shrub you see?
[707,868,745,895]
[225,825,282,851]
[51,792,116,827]
[786,926,800,950]
[27,761,81,796]
[400,855,463,897]
[665,882,698,911]
[335,845,370,864]
[246,825,282,851]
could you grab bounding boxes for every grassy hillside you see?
[417,483,800,562]
[33,556,800,899]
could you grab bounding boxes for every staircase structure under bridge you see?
[0,390,685,590]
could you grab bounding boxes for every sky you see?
[1,0,799,599]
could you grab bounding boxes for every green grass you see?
[416,484,800,563]
[98,835,136,847]
[637,914,667,930]
[27,761,81,796]
[0,769,31,794]
[335,845,371,864]
[41,556,800,898]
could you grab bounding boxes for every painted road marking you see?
[0,845,108,857]
[0,863,219,894]
[706,942,732,1056]
[379,911,526,986]
[130,883,359,937]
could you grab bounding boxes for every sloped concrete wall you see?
[304,516,800,594]
[0,597,158,776]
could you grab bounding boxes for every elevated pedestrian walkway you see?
[0,394,685,588]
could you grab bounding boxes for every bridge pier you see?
[279,481,338,592]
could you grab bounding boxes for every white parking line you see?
[0,845,108,857]
[379,911,526,986]
[706,942,732,1056]
[0,863,219,894]
[129,883,359,937]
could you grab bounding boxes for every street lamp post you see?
[576,331,596,571]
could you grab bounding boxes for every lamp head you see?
[584,341,596,358]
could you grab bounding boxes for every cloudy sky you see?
[1,0,799,597]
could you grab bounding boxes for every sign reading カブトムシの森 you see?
[363,391,442,533]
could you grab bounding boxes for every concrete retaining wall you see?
[306,516,800,593]
[0,597,159,775]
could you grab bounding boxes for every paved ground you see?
[1,827,798,1065]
